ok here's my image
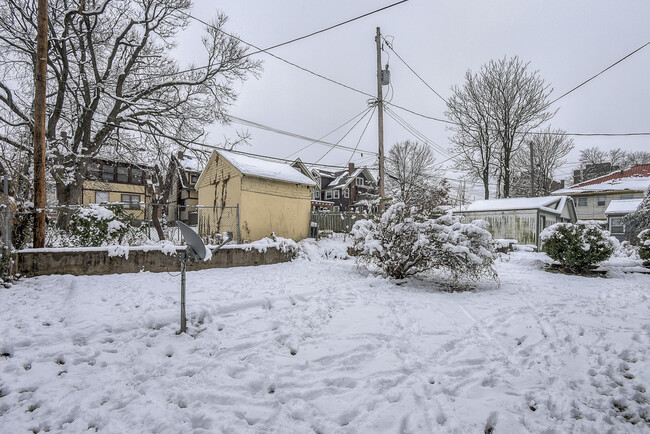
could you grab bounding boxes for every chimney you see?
[348,162,355,175]
[177,151,184,160]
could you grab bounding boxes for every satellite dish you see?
[177,220,207,261]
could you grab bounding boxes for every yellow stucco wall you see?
[196,151,313,242]
[240,177,312,242]
[196,152,243,239]
[81,180,149,219]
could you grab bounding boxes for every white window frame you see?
[333,206,340,212]
[620,194,634,200]
[333,189,340,199]
[577,197,588,207]
[325,190,332,200]
[95,191,110,204]
[597,196,606,206]
[355,177,364,186]
[343,188,349,198]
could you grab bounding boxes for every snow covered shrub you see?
[69,204,144,247]
[352,203,497,283]
[541,222,615,272]
[638,229,650,263]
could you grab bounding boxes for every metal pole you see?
[180,251,187,334]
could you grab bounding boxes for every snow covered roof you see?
[552,177,650,195]
[605,199,642,215]
[217,150,316,186]
[458,196,572,215]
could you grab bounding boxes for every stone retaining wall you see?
[14,246,293,277]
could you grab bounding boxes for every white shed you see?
[605,199,642,241]
[454,196,577,249]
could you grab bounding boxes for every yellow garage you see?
[195,150,316,242]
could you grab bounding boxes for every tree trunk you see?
[54,175,83,229]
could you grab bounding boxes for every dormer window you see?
[355,178,364,186]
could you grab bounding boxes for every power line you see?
[348,106,377,164]
[315,108,376,163]
[284,107,373,159]
[384,105,450,157]
[548,39,650,106]
[100,121,360,170]
[381,36,448,104]
[228,114,378,155]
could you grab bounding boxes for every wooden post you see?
[529,141,535,197]
[33,0,48,248]
[375,27,385,213]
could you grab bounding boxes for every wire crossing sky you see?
[171,0,650,184]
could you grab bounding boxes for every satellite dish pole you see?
[176,221,231,334]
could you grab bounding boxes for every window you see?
[333,206,340,212]
[343,188,349,198]
[597,196,606,207]
[117,166,129,183]
[189,173,198,184]
[333,190,340,199]
[620,194,634,200]
[577,197,588,207]
[610,217,624,234]
[121,194,140,210]
[88,163,100,179]
[325,190,332,200]
[132,168,144,184]
[355,177,364,186]
[95,191,109,204]
[102,164,114,181]
[313,190,320,200]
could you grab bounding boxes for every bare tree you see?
[624,150,650,167]
[386,140,448,212]
[447,56,555,198]
[511,127,574,197]
[446,71,497,199]
[0,0,261,208]
[578,147,607,166]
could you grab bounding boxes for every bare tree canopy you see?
[511,127,574,197]
[0,0,261,205]
[386,140,448,213]
[446,56,555,198]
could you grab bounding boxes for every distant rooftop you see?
[554,164,650,195]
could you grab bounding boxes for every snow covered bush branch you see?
[69,204,145,247]
[541,222,615,272]
[351,203,498,284]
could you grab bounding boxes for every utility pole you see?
[375,27,385,213]
[33,0,48,248]
[529,141,535,197]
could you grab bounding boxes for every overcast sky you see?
[172,0,650,194]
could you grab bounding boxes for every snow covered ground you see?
[1,238,649,433]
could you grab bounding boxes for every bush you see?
[541,222,615,272]
[351,203,497,283]
[638,229,650,263]
[69,204,145,247]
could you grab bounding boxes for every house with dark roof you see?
[311,163,377,212]
[552,164,650,221]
